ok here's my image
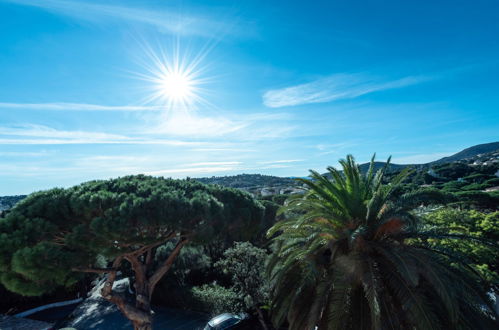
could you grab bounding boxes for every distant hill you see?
[357,161,411,173]
[195,174,296,189]
[430,142,499,164]
[355,142,499,171]
[0,142,497,210]
[0,195,26,212]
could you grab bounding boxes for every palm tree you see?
[267,155,497,330]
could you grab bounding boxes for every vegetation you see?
[191,283,243,315]
[0,146,498,329]
[432,142,499,164]
[266,156,497,330]
[422,209,499,289]
[196,174,296,189]
[0,195,26,212]
[0,175,264,330]
[215,242,270,329]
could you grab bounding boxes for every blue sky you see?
[1,0,498,195]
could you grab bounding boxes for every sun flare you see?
[134,41,210,111]
[159,71,193,102]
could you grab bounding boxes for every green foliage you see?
[151,244,213,310]
[463,173,494,184]
[267,155,497,330]
[191,283,243,315]
[460,183,491,191]
[215,242,270,310]
[156,243,212,286]
[0,195,26,212]
[484,177,499,186]
[196,174,295,189]
[452,191,499,210]
[441,181,467,192]
[0,175,264,297]
[422,209,499,287]
[434,162,474,179]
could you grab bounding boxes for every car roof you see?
[208,313,240,326]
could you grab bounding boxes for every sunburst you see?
[133,40,211,112]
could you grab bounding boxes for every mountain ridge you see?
[1,142,498,210]
[357,141,499,172]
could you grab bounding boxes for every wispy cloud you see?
[153,113,247,137]
[316,142,358,156]
[0,151,53,157]
[0,124,211,146]
[258,159,303,164]
[149,111,297,139]
[263,73,431,108]
[146,166,240,176]
[186,161,242,167]
[0,102,162,111]
[6,0,245,38]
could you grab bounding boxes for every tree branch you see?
[101,256,124,298]
[73,267,117,274]
[148,238,188,297]
[105,291,152,323]
[98,255,152,325]
[128,232,176,258]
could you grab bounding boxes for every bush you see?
[460,183,491,191]
[484,178,499,186]
[441,181,467,192]
[453,191,499,209]
[463,173,493,184]
[422,209,499,288]
[215,242,270,311]
[191,283,243,315]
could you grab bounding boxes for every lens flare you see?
[133,40,211,112]
[160,71,193,102]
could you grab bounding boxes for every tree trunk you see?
[97,239,188,330]
[104,293,153,330]
[128,254,154,330]
[132,320,153,330]
[256,306,270,330]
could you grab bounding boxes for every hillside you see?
[195,174,302,197]
[1,143,498,210]
[357,161,411,173]
[355,141,499,172]
[431,142,499,164]
[0,195,26,212]
[195,174,296,189]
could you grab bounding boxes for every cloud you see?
[258,159,303,164]
[6,0,244,38]
[153,113,247,137]
[186,161,242,166]
[146,166,239,176]
[316,142,358,156]
[0,151,53,157]
[148,110,297,140]
[0,102,162,111]
[0,124,211,146]
[263,73,430,108]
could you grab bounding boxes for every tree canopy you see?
[0,175,264,330]
[267,155,497,330]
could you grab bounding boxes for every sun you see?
[133,41,210,111]
[159,70,194,103]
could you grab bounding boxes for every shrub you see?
[191,283,243,315]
